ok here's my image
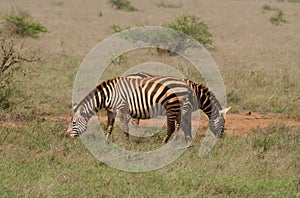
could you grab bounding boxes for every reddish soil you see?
[1,113,299,136]
[224,113,300,136]
[135,113,300,137]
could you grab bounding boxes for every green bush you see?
[164,14,212,46]
[110,24,124,33]
[270,10,287,25]
[108,0,138,11]
[261,5,287,25]
[3,7,48,38]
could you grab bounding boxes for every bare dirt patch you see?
[225,113,300,136]
[1,113,299,137]
[0,122,24,129]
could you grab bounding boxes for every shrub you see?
[261,5,287,25]
[262,4,272,11]
[108,0,138,11]
[3,6,48,38]
[110,24,124,33]
[164,14,213,46]
[270,10,287,25]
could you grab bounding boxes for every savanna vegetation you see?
[0,0,299,197]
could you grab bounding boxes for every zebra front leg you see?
[106,110,116,143]
[117,104,130,139]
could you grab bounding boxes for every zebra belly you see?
[129,103,167,119]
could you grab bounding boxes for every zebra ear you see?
[74,104,84,116]
[219,106,231,115]
[73,103,78,111]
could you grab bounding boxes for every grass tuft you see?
[156,2,182,9]
[108,0,138,11]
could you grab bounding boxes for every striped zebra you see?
[66,76,195,143]
[126,72,230,138]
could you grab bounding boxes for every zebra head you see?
[66,104,88,138]
[208,107,231,138]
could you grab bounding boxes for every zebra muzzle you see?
[66,130,77,138]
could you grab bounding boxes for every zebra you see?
[66,76,196,143]
[125,72,230,138]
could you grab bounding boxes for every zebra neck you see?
[77,90,99,122]
[196,85,222,120]
[82,106,97,122]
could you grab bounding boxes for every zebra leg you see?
[181,112,192,143]
[173,114,181,141]
[106,110,116,143]
[117,104,130,139]
[163,118,176,144]
[181,100,193,143]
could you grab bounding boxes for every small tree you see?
[164,14,213,46]
[0,6,46,109]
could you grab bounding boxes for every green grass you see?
[225,67,300,116]
[1,120,299,197]
[1,52,80,117]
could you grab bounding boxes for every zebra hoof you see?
[105,138,111,144]
[124,132,129,139]
[185,136,192,143]
[163,137,170,144]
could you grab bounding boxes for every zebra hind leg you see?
[172,114,181,141]
[181,99,193,143]
[106,110,116,143]
[163,119,176,144]
[181,113,192,143]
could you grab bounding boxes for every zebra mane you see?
[73,90,95,112]
[195,83,223,119]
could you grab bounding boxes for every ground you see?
[2,113,300,137]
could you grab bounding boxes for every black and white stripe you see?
[66,76,195,143]
[126,72,230,138]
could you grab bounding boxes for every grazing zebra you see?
[66,76,195,143]
[126,72,230,138]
